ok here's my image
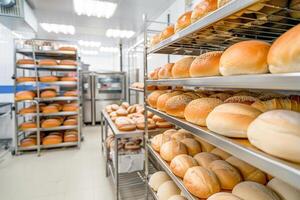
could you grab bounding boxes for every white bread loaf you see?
[151,134,171,152]
[211,148,231,160]
[160,140,188,162]
[247,110,300,163]
[194,152,221,168]
[149,171,171,191]
[157,180,181,200]
[180,138,201,156]
[267,178,300,200]
[171,131,193,142]
[207,192,242,200]
[170,154,198,178]
[206,103,262,138]
[232,181,281,200]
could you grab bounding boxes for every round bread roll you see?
[190,51,222,77]
[151,134,171,152]
[172,57,195,78]
[268,24,300,73]
[15,91,36,101]
[168,195,187,200]
[156,121,174,128]
[157,92,182,112]
[60,60,77,66]
[121,102,129,109]
[209,160,242,190]
[20,122,37,130]
[60,76,77,82]
[157,180,181,200]
[163,129,177,138]
[226,156,267,184]
[170,154,198,178]
[42,105,59,114]
[111,104,120,111]
[175,11,192,32]
[194,152,221,168]
[232,181,281,200]
[170,131,193,142]
[39,59,57,66]
[207,192,242,200]
[135,117,156,130]
[184,98,223,126]
[115,117,136,131]
[191,0,218,23]
[267,178,300,200]
[160,140,188,162]
[158,63,175,79]
[20,138,36,147]
[160,25,175,41]
[206,103,262,138]
[194,136,215,152]
[220,40,270,76]
[148,90,166,108]
[211,148,231,160]
[41,90,57,98]
[16,77,35,83]
[42,135,63,145]
[64,90,78,97]
[149,171,171,192]
[165,95,195,118]
[41,119,62,128]
[180,138,201,156]
[116,108,128,116]
[39,76,59,82]
[247,110,300,163]
[183,166,221,198]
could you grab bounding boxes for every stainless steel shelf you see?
[147,143,197,200]
[129,87,144,93]
[19,125,78,133]
[17,81,77,87]
[17,49,76,60]
[18,111,78,117]
[147,183,158,200]
[18,142,78,151]
[147,106,300,190]
[146,73,300,91]
[36,96,79,102]
[17,64,77,71]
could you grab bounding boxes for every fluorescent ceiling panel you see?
[73,0,117,18]
[106,29,135,38]
[40,23,75,35]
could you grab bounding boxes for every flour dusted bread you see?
[206,103,261,138]
[207,192,242,200]
[115,117,136,131]
[157,180,181,200]
[268,24,300,73]
[232,181,280,200]
[170,154,198,178]
[172,57,195,78]
[160,140,188,162]
[247,110,300,163]
[149,171,171,191]
[220,40,270,76]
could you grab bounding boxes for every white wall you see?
[81,53,120,72]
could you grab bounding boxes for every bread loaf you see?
[39,59,58,66]
[226,156,267,184]
[42,105,59,114]
[191,0,218,23]
[20,138,36,147]
[183,166,221,198]
[190,51,222,77]
[157,180,181,200]
[172,57,195,78]
[63,119,77,126]
[211,148,231,160]
[116,108,128,116]
[158,63,174,79]
[149,171,171,191]
[194,136,215,152]
[148,90,166,108]
[160,140,188,162]
[64,134,78,142]
[209,160,242,190]
[224,96,259,105]
[149,68,160,80]
[15,91,36,101]
[60,76,77,82]
[17,59,35,65]
[232,181,281,200]
[64,90,78,97]
[64,130,78,136]
[39,76,59,82]
[20,122,37,130]
[175,11,192,32]
[19,105,37,114]
[42,135,63,145]
[150,34,161,46]
[184,98,223,126]
[59,46,77,51]
[267,178,300,200]
[160,25,175,41]
[151,134,171,152]
[206,103,261,138]
[41,119,62,128]
[165,95,195,118]
[194,152,221,168]
[62,103,78,112]
[171,131,193,142]
[157,91,182,112]
[207,192,242,200]
[60,60,77,66]
[135,117,156,130]
[180,138,201,156]
[41,90,57,98]
[16,77,35,83]
[170,154,198,178]
[247,110,300,163]
[220,40,270,76]
[115,117,136,131]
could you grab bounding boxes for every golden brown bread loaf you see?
[172,57,195,78]
[20,138,37,147]
[16,77,36,83]
[165,95,195,118]
[63,119,77,126]
[149,68,160,80]
[157,91,183,112]
[247,110,300,163]
[64,134,78,142]
[175,11,192,32]
[17,59,35,65]
[115,117,136,131]
[41,119,62,128]
[160,140,188,162]
[194,136,215,152]
[41,90,57,98]
[20,122,37,130]
[150,34,161,47]
[42,105,59,114]
[59,46,77,51]
[64,90,78,97]
[194,152,221,168]
[183,166,221,198]
[42,135,63,145]
[19,105,37,114]
[158,63,174,79]
[135,117,156,130]
[62,103,78,112]
[116,108,128,116]
[191,0,218,23]
[147,90,166,108]
[39,76,59,82]
[190,51,222,77]
[15,91,36,101]
[151,134,171,152]
[209,160,242,190]
[206,103,262,138]
[251,98,300,112]
[170,154,198,178]
[60,60,77,66]
[226,156,267,184]
[220,40,270,76]
[268,24,300,73]
[224,96,259,105]
[60,76,77,82]
[184,98,223,126]
[160,25,175,41]
[180,138,202,156]
[211,148,231,160]
[156,121,175,128]
[209,93,231,101]
[39,59,58,66]
[170,130,193,142]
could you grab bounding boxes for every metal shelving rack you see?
[13,39,82,156]
[143,0,300,198]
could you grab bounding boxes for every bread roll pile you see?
[17,58,77,67]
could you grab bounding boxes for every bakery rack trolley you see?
[143,1,300,199]
[13,39,82,156]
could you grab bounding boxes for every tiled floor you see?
[0,126,114,200]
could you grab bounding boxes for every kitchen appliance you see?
[83,71,126,125]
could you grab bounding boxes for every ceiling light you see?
[73,0,117,19]
[106,29,135,39]
[81,49,99,55]
[78,40,101,48]
[40,23,75,35]
[99,46,119,53]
